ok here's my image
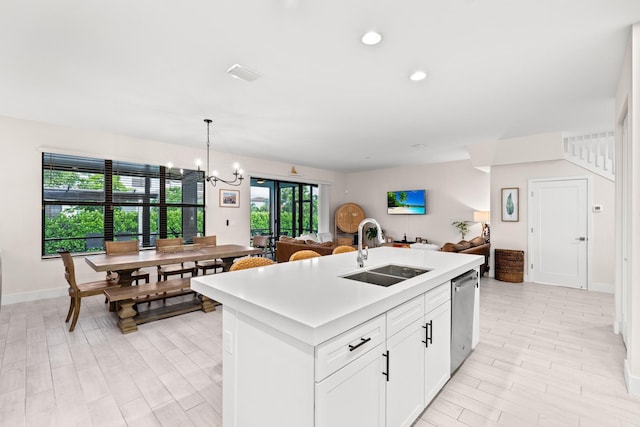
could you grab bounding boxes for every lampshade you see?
[473,211,490,223]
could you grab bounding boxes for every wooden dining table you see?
[85,244,263,286]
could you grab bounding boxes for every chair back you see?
[105,240,140,255]
[192,235,217,246]
[289,250,321,261]
[156,237,183,248]
[332,245,356,254]
[59,250,79,294]
[252,235,269,248]
[230,257,275,271]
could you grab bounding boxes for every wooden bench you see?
[104,278,216,334]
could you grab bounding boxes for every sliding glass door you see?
[250,178,318,240]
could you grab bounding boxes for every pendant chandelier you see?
[201,119,244,187]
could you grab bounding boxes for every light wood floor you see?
[1,278,638,426]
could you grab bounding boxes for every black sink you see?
[342,264,431,287]
[342,271,407,287]
[369,264,431,278]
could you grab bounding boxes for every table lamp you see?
[473,211,491,242]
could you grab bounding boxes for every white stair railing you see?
[563,131,615,181]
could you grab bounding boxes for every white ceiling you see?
[1,0,639,172]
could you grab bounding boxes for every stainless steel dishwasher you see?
[450,269,478,373]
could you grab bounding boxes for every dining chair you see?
[155,238,197,281]
[59,250,120,332]
[229,257,275,271]
[289,250,321,261]
[332,245,356,254]
[104,240,150,284]
[192,235,223,275]
[252,234,274,258]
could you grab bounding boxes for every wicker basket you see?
[495,249,524,283]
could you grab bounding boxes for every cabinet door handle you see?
[382,350,389,382]
[348,337,371,352]
[422,320,433,348]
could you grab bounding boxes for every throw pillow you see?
[468,236,486,247]
[297,233,318,242]
[317,232,333,243]
[453,241,472,251]
[440,243,457,252]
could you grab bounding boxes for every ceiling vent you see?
[226,64,260,82]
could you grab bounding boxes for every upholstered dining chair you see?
[155,238,197,281]
[332,245,356,254]
[229,257,275,271]
[192,235,223,275]
[59,250,120,332]
[252,235,274,258]
[105,240,150,285]
[289,250,321,261]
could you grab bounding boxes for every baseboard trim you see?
[624,359,640,396]
[1,287,67,306]
[589,281,614,293]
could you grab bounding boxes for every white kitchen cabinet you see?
[386,317,426,427]
[315,343,386,427]
[424,300,451,405]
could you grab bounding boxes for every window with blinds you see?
[42,153,205,256]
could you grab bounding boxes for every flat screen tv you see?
[387,189,426,215]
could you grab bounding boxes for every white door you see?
[530,178,588,288]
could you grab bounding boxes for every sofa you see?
[440,236,491,277]
[276,236,339,263]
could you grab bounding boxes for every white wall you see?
[0,115,346,303]
[490,160,615,291]
[345,160,490,246]
[615,23,640,395]
[469,132,565,168]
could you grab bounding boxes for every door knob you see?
[575,237,586,241]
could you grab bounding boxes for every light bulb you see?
[361,31,382,45]
[410,70,428,81]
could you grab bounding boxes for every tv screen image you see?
[387,190,426,215]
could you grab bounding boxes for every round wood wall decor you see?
[335,203,365,233]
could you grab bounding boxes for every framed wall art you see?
[219,189,240,208]
[501,188,519,222]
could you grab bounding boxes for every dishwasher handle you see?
[453,272,478,292]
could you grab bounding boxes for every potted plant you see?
[365,226,384,247]
[452,221,470,239]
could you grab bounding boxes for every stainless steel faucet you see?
[357,218,384,268]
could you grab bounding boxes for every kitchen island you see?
[192,247,483,427]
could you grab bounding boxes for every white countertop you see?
[191,247,482,346]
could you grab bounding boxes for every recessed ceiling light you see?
[361,31,382,45]
[409,70,428,81]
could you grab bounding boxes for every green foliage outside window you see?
[42,153,204,255]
